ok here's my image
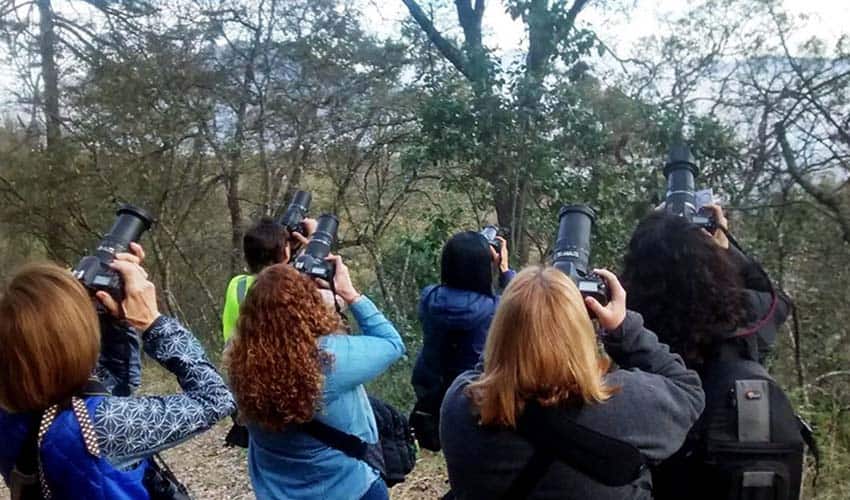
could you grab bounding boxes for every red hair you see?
[225,264,339,430]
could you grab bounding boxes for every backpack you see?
[369,396,417,487]
[9,380,190,500]
[302,396,417,488]
[653,355,812,500]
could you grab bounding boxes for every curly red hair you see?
[225,264,339,431]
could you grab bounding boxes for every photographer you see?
[621,207,799,500]
[410,231,514,450]
[225,256,405,500]
[440,266,705,499]
[221,216,316,342]
[621,206,790,371]
[0,245,235,498]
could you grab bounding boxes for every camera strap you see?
[500,401,647,499]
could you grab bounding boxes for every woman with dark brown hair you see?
[227,255,405,500]
[0,245,234,499]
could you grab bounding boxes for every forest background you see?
[0,0,847,497]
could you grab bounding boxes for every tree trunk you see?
[37,0,61,151]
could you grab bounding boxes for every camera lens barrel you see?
[663,144,699,219]
[553,204,596,277]
[290,191,311,212]
[304,214,339,261]
[279,190,312,232]
[74,203,155,300]
[100,205,155,255]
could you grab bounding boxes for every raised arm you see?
[585,269,704,461]
[600,311,705,460]
[96,314,142,396]
[94,317,235,467]
[321,296,405,398]
[91,248,234,468]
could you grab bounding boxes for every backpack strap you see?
[236,275,250,305]
[501,401,647,498]
[499,450,555,500]
[301,419,370,460]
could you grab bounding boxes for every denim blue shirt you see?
[247,296,405,500]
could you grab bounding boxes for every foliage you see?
[0,0,848,497]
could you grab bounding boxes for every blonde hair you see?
[0,263,100,412]
[467,266,616,428]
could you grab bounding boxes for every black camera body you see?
[552,205,609,306]
[278,190,312,235]
[480,225,505,253]
[73,204,155,301]
[663,144,716,233]
[293,213,338,281]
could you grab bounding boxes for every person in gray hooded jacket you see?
[440,266,705,500]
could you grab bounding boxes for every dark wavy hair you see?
[441,231,494,296]
[243,217,290,274]
[225,264,338,431]
[621,212,749,366]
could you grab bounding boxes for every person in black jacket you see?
[621,205,790,370]
[621,205,796,500]
[440,266,705,499]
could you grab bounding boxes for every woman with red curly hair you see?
[226,255,405,500]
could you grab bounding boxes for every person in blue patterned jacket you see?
[0,245,235,499]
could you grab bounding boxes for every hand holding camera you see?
[583,269,626,331]
[95,243,160,332]
[701,204,729,249]
[324,254,361,305]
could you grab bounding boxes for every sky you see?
[360,0,850,59]
[2,0,849,106]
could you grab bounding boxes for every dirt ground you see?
[0,420,450,499]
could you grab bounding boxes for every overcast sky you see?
[361,0,850,58]
[2,0,848,105]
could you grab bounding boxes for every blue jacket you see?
[411,270,514,399]
[247,296,405,500]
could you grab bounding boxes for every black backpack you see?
[302,396,417,488]
[653,356,814,500]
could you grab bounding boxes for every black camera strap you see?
[500,401,647,499]
[722,229,818,480]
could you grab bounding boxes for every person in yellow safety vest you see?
[222,216,316,343]
[222,216,314,449]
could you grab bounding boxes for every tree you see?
[401,0,595,262]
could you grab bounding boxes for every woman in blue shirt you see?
[226,255,405,500]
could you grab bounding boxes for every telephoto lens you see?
[279,190,312,234]
[663,144,699,220]
[552,205,609,306]
[73,204,155,301]
[663,143,716,232]
[293,214,339,281]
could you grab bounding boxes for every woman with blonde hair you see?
[440,266,705,500]
[227,255,405,500]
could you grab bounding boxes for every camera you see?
[293,213,338,281]
[480,225,505,253]
[278,190,312,235]
[73,204,155,301]
[552,204,609,306]
[663,144,716,232]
